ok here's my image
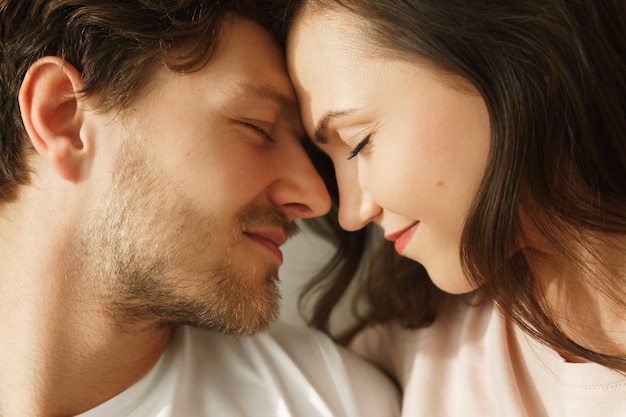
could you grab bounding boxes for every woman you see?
[283,0,626,415]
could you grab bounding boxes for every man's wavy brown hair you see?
[0,0,278,202]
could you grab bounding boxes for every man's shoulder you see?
[174,322,400,416]
[177,321,379,379]
[177,321,336,363]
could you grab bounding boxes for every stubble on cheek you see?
[79,141,291,335]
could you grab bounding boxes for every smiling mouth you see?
[385,222,420,254]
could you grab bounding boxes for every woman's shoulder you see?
[353,293,497,346]
[349,294,501,379]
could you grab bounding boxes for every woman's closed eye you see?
[347,136,371,160]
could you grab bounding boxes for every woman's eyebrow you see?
[314,109,357,144]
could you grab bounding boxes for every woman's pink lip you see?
[385,222,419,254]
[384,222,419,241]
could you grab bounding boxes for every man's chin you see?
[181,270,282,336]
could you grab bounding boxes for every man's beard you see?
[78,140,298,336]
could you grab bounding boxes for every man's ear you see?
[19,57,89,183]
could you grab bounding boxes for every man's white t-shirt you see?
[78,322,400,417]
[351,295,626,417]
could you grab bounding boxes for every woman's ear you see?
[18,57,88,183]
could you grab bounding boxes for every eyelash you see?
[242,122,276,143]
[347,136,371,160]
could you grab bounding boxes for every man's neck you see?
[0,201,171,417]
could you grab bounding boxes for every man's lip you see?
[243,229,288,263]
[245,229,288,247]
[384,222,420,242]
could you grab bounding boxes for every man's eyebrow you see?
[314,110,356,144]
[233,82,300,124]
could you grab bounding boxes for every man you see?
[0,1,400,416]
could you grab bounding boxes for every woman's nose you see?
[335,163,381,231]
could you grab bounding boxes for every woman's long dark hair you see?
[284,0,626,370]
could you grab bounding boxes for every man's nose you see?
[267,143,331,222]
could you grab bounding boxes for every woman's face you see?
[287,10,491,293]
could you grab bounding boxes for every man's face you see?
[80,17,330,335]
